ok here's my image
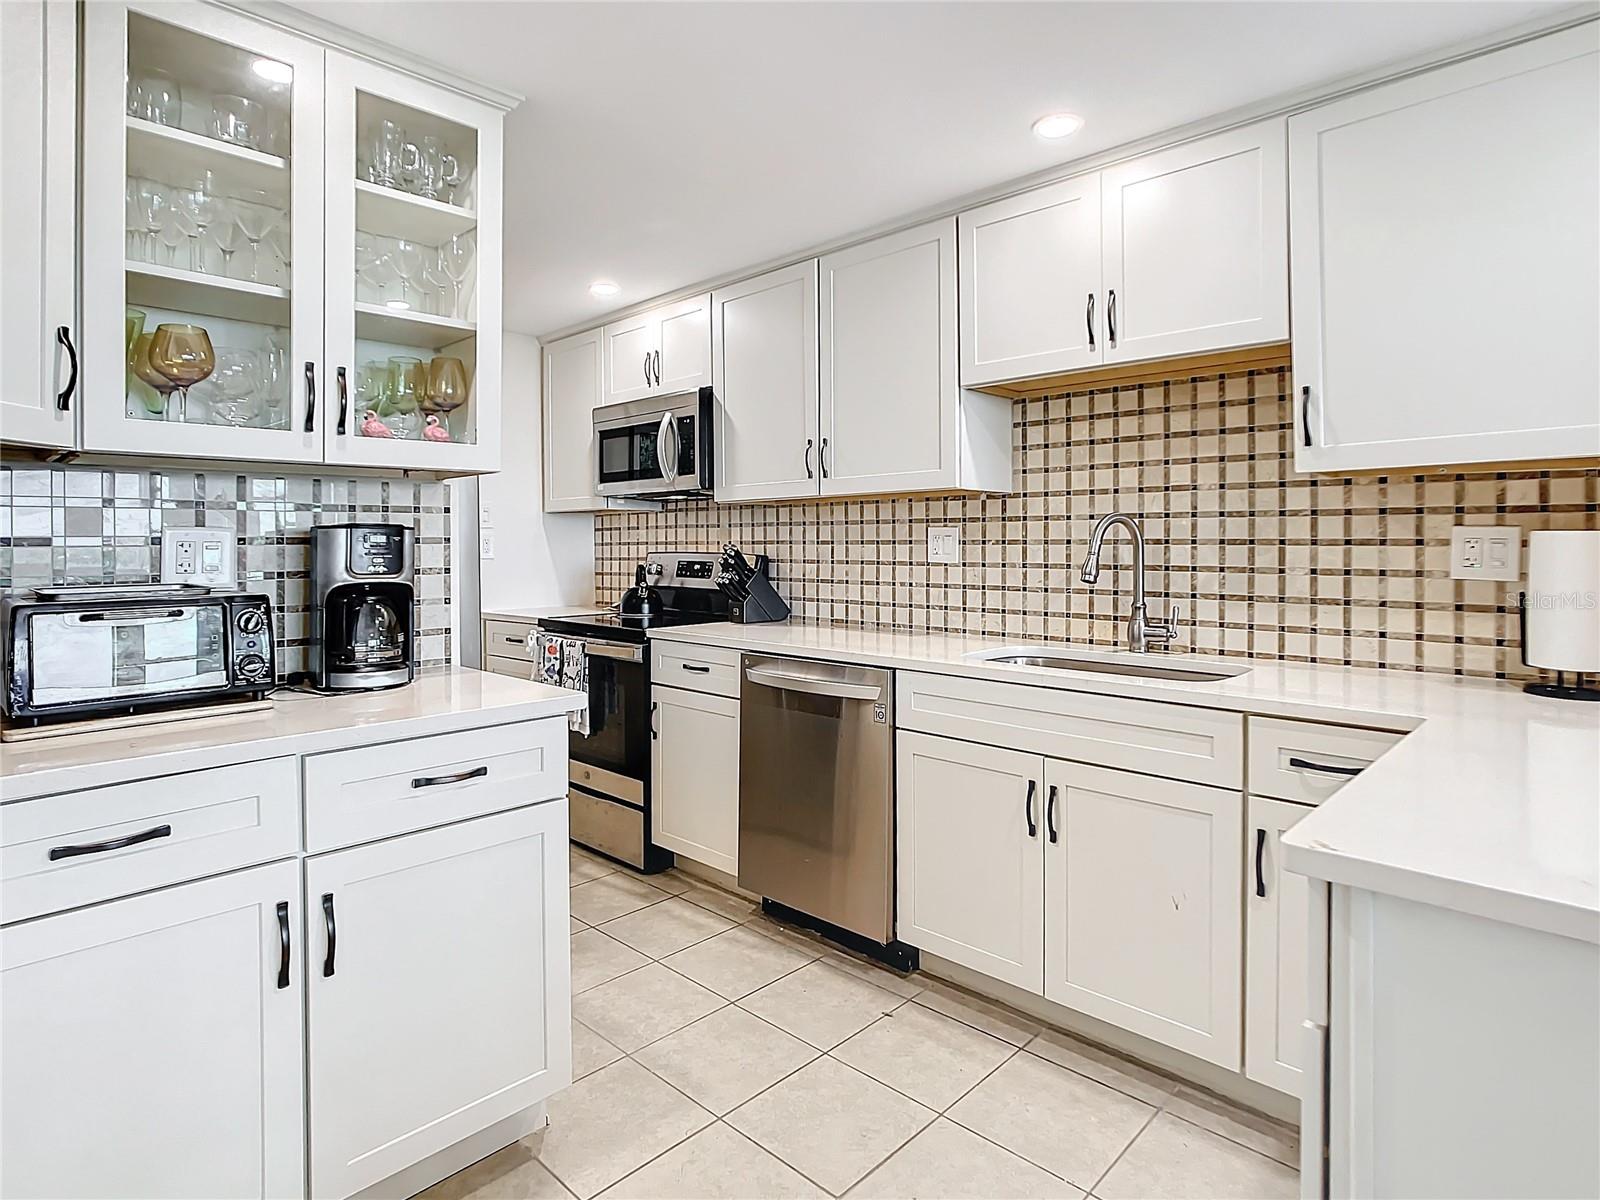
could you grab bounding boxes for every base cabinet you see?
[650,685,739,875]
[306,803,570,1198]
[0,860,306,1200]
[1245,794,1312,1093]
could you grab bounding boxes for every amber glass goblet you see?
[130,332,178,420]
[149,323,215,422]
[424,356,468,415]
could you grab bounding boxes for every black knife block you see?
[730,556,791,624]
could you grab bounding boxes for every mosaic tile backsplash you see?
[596,359,1598,679]
[0,463,453,679]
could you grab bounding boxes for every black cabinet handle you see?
[819,437,830,479]
[48,823,171,861]
[1300,385,1312,448]
[1085,293,1095,352]
[410,765,489,789]
[1254,828,1268,898]
[1107,289,1117,348]
[644,352,652,387]
[1024,779,1038,838]
[276,900,291,989]
[804,438,814,479]
[653,349,661,386]
[651,700,659,740]
[1046,784,1059,844]
[321,892,337,978]
[681,663,711,673]
[1288,755,1362,777]
[303,361,316,432]
[336,366,349,435]
[55,326,78,411]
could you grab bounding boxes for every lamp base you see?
[1524,671,1600,703]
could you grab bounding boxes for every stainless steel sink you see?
[976,652,1247,683]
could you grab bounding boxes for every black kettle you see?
[620,562,664,620]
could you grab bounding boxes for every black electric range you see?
[538,551,729,871]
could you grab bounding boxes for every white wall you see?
[477,330,595,612]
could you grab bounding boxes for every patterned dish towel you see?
[535,632,591,736]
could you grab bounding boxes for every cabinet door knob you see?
[54,326,78,411]
[1085,294,1095,352]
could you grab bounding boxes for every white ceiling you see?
[288,0,1574,337]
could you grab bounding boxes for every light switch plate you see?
[478,504,493,529]
[928,525,960,565]
[1450,525,1521,582]
[160,527,237,588]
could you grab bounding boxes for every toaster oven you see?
[1,585,275,727]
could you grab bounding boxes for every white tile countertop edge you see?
[649,620,1600,945]
[0,667,586,804]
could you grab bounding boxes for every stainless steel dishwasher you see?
[738,654,895,947]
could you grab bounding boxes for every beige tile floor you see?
[418,845,1300,1200]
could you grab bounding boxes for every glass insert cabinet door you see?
[80,0,326,463]
[323,51,503,472]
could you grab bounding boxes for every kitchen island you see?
[0,667,584,1200]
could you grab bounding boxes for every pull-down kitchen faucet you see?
[1079,513,1179,653]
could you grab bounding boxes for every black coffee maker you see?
[310,523,415,691]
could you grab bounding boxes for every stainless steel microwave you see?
[593,388,714,499]
[1,584,275,727]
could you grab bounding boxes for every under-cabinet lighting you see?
[384,299,412,312]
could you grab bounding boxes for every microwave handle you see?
[657,411,678,487]
[75,608,185,624]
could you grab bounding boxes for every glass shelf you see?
[126,117,289,204]
[354,302,475,350]
[354,180,476,244]
[127,261,289,326]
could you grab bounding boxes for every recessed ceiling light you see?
[252,58,294,85]
[589,280,620,299]
[1031,112,1084,140]
[384,299,411,312]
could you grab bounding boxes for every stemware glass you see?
[130,333,177,419]
[211,203,242,277]
[149,323,215,422]
[439,233,474,320]
[206,347,262,427]
[369,119,406,188]
[124,310,163,414]
[233,191,282,282]
[424,357,469,432]
[159,206,195,269]
[125,180,140,259]
[129,70,182,127]
[176,176,222,273]
[390,240,426,309]
[261,339,288,429]
[210,94,264,150]
[135,179,167,264]
[385,357,424,421]
[267,225,292,286]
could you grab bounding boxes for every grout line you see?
[1087,1105,1162,1195]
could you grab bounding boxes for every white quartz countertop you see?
[481,605,606,623]
[0,667,585,803]
[650,620,1600,944]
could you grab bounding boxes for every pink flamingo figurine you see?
[359,409,394,438]
[422,414,451,443]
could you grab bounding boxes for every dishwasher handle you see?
[744,667,882,702]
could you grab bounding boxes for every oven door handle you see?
[657,411,678,487]
[744,667,881,702]
[74,608,185,624]
[580,639,645,663]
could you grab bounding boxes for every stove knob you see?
[238,653,268,680]
[237,609,267,635]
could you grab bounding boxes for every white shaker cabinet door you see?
[1245,794,1313,1094]
[1043,760,1243,1069]
[819,218,960,497]
[306,803,571,1199]
[655,293,713,395]
[0,860,306,1200]
[651,685,739,875]
[958,174,1102,386]
[543,327,605,511]
[713,261,820,502]
[895,731,1045,993]
[1101,119,1287,364]
[602,310,659,406]
[1290,24,1600,472]
[0,0,76,449]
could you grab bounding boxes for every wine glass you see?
[233,191,282,282]
[390,239,425,310]
[211,203,242,277]
[206,347,262,427]
[129,70,182,127]
[267,225,292,286]
[210,94,264,150]
[439,233,473,320]
[135,179,167,264]
[176,176,222,273]
[130,333,178,419]
[159,205,195,269]
[261,339,288,429]
[424,356,469,440]
[149,323,215,422]
[385,357,423,425]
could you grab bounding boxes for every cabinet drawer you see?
[897,670,1243,788]
[1,758,298,922]
[304,719,565,852]
[1247,716,1403,805]
[483,620,536,660]
[651,641,742,698]
[485,654,537,681]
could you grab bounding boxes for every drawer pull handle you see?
[1287,756,1362,778]
[322,893,337,978]
[1025,779,1038,839]
[276,901,291,990]
[1255,828,1268,898]
[411,765,489,789]
[48,823,171,861]
[1046,784,1059,844]
[681,663,711,673]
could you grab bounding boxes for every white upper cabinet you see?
[819,218,962,496]
[543,327,604,512]
[1101,122,1287,363]
[959,175,1102,386]
[959,118,1288,388]
[713,261,820,502]
[1290,25,1599,473]
[0,0,77,450]
[602,293,712,406]
[322,51,503,473]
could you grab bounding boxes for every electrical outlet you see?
[1450,525,1520,582]
[927,525,961,564]
[479,533,496,560]
[160,527,236,588]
